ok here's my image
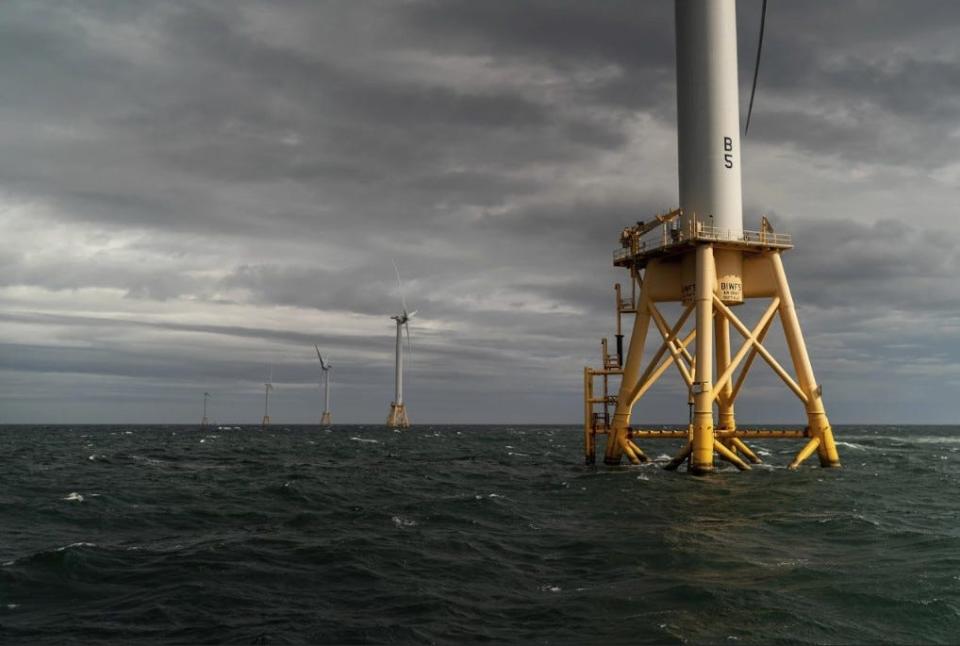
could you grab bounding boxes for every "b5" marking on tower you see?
[723,136,734,169]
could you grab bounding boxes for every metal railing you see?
[614,222,792,262]
[742,229,792,245]
[697,224,791,245]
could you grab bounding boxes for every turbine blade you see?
[405,321,412,359]
[744,0,768,135]
[392,259,408,314]
[408,310,418,318]
[315,344,327,370]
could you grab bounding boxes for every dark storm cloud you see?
[401,0,682,121]
[401,1,675,68]
[403,170,546,206]
[765,214,960,320]
[2,0,960,423]
[474,197,671,247]
[0,311,344,349]
[734,2,960,168]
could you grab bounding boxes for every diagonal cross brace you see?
[730,307,776,402]
[713,295,809,405]
[624,303,695,405]
[629,329,697,406]
[648,301,695,387]
[710,297,780,402]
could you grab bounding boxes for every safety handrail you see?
[614,224,792,261]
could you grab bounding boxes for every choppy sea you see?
[0,425,958,644]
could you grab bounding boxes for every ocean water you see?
[0,424,958,644]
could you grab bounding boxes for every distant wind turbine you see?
[261,367,274,429]
[387,261,415,429]
[201,391,211,429]
[314,345,332,427]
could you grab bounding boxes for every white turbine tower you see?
[261,367,274,429]
[387,262,415,429]
[314,345,332,427]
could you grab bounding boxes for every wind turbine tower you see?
[314,345,332,427]
[583,0,841,473]
[261,369,273,429]
[387,263,415,429]
[200,391,211,429]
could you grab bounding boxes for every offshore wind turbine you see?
[200,391,211,429]
[314,345,332,427]
[582,0,841,473]
[386,262,415,429]
[261,367,274,429]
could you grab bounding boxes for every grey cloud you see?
[778,215,960,311]
[2,0,959,423]
[401,1,675,69]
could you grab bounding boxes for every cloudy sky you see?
[2,0,959,425]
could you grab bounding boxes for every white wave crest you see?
[56,541,96,551]
[835,441,868,450]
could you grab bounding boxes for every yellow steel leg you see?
[622,440,643,465]
[789,436,821,469]
[626,439,649,463]
[664,442,693,471]
[583,367,596,465]
[715,313,736,432]
[809,412,841,467]
[714,440,750,471]
[606,291,652,465]
[730,437,762,464]
[770,253,841,468]
[691,245,716,475]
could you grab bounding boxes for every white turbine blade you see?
[408,310,418,319]
[392,259,408,314]
[405,321,412,359]
[314,344,327,369]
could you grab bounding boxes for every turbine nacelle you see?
[391,309,416,325]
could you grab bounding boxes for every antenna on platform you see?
[386,261,413,429]
[261,367,274,429]
[315,344,332,428]
[582,0,841,473]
